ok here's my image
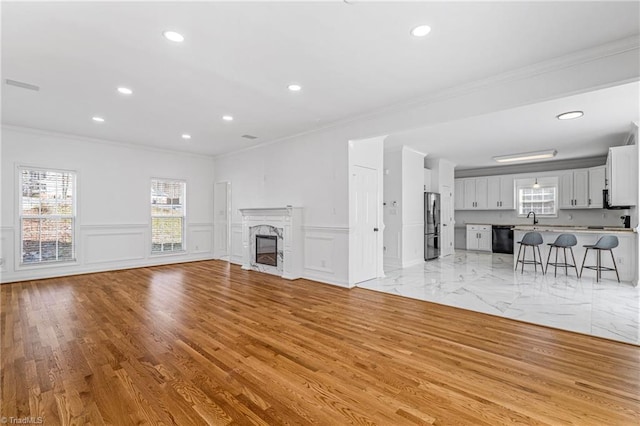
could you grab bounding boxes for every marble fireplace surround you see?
[239,207,303,279]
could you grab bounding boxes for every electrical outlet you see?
[321,260,326,268]
[195,245,199,251]
[0,258,4,266]
[618,257,624,265]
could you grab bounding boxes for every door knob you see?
[373,228,379,232]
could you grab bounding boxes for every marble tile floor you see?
[359,250,640,345]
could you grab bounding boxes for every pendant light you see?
[533,178,540,189]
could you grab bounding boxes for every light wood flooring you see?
[1,260,639,425]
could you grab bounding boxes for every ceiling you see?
[2,1,639,165]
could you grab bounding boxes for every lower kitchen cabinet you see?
[466,224,492,252]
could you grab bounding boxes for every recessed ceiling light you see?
[411,25,432,37]
[222,115,234,121]
[181,134,191,140]
[493,150,557,163]
[288,84,302,92]
[117,87,133,95]
[557,111,584,120]
[92,116,105,122]
[163,31,184,43]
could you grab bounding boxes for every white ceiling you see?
[2,1,639,165]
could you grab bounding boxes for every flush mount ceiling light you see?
[556,111,584,120]
[92,116,105,122]
[117,87,133,95]
[163,31,184,43]
[181,134,191,140]
[288,84,302,92]
[222,115,234,121]
[493,149,557,163]
[411,25,432,37]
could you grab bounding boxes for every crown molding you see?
[1,124,216,161]
[216,36,640,160]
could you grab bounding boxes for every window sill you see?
[150,250,187,257]
[18,259,78,270]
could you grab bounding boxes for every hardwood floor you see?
[1,261,639,425]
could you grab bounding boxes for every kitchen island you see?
[512,225,637,283]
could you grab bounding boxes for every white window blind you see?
[151,179,186,253]
[19,168,76,264]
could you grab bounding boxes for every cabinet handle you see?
[588,198,591,205]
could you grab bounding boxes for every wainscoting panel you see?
[83,226,147,265]
[230,223,243,264]
[302,225,349,287]
[0,227,14,273]
[188,224,213,255]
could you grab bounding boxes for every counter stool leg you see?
[597,250,601,282]
[545,246,553,275]
[533,246,537,273]
[570,247,578,277]
[609,250,620,283]
[554,247,559,277]
[537,246,544,275]
[515,244,522,271]
[563,247,568,276]
[522,246,526,274]
[580,248,589,278]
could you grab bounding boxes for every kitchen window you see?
[151,179,186,253]
[516,177,558,217]
[19,167,76,264]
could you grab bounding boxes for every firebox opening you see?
[256,235,277,267]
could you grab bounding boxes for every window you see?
[19,167,76,264]
[516,177,558,217]
[151,179,186,253]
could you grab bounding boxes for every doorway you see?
[352,165,379,283]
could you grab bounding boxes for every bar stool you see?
[545,234,578,277]
[515,232,545,274]
[579,235,620,282]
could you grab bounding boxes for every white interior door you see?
[441,184,454,256]
[353,165,378,283]
[214,181,231,260]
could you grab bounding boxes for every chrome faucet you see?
[527,211,538,225]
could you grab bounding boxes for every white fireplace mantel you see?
[239,207,303,279]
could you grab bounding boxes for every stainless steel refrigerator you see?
[424,192,441,260]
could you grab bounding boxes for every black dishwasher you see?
[492,226,513,254]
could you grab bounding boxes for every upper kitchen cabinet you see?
[487,175,515,210]
[462,177,488,209]
[559,169,589,209]
[607,144,638,207]
[454,179,464,210]
[587,166,606,209]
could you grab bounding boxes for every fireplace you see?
[239,207,302,279]
[256,235,278,267]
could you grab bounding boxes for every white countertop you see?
[512,225,636,234]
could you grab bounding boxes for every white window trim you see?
[16,164,79,268]
[150,178,187,254]
[515,177,559,218]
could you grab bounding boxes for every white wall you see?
[1,126,215,283]
[401,147,426,267]
[383,149,402,267]
[214,126,351,287]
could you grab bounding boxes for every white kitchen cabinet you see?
[462,177,488,209]
[588,166,606,208]
[466,224,492,252]
[559,169,589,209]
[606,144,638,207]
[487,175,514,210]
[454,179,464,210]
